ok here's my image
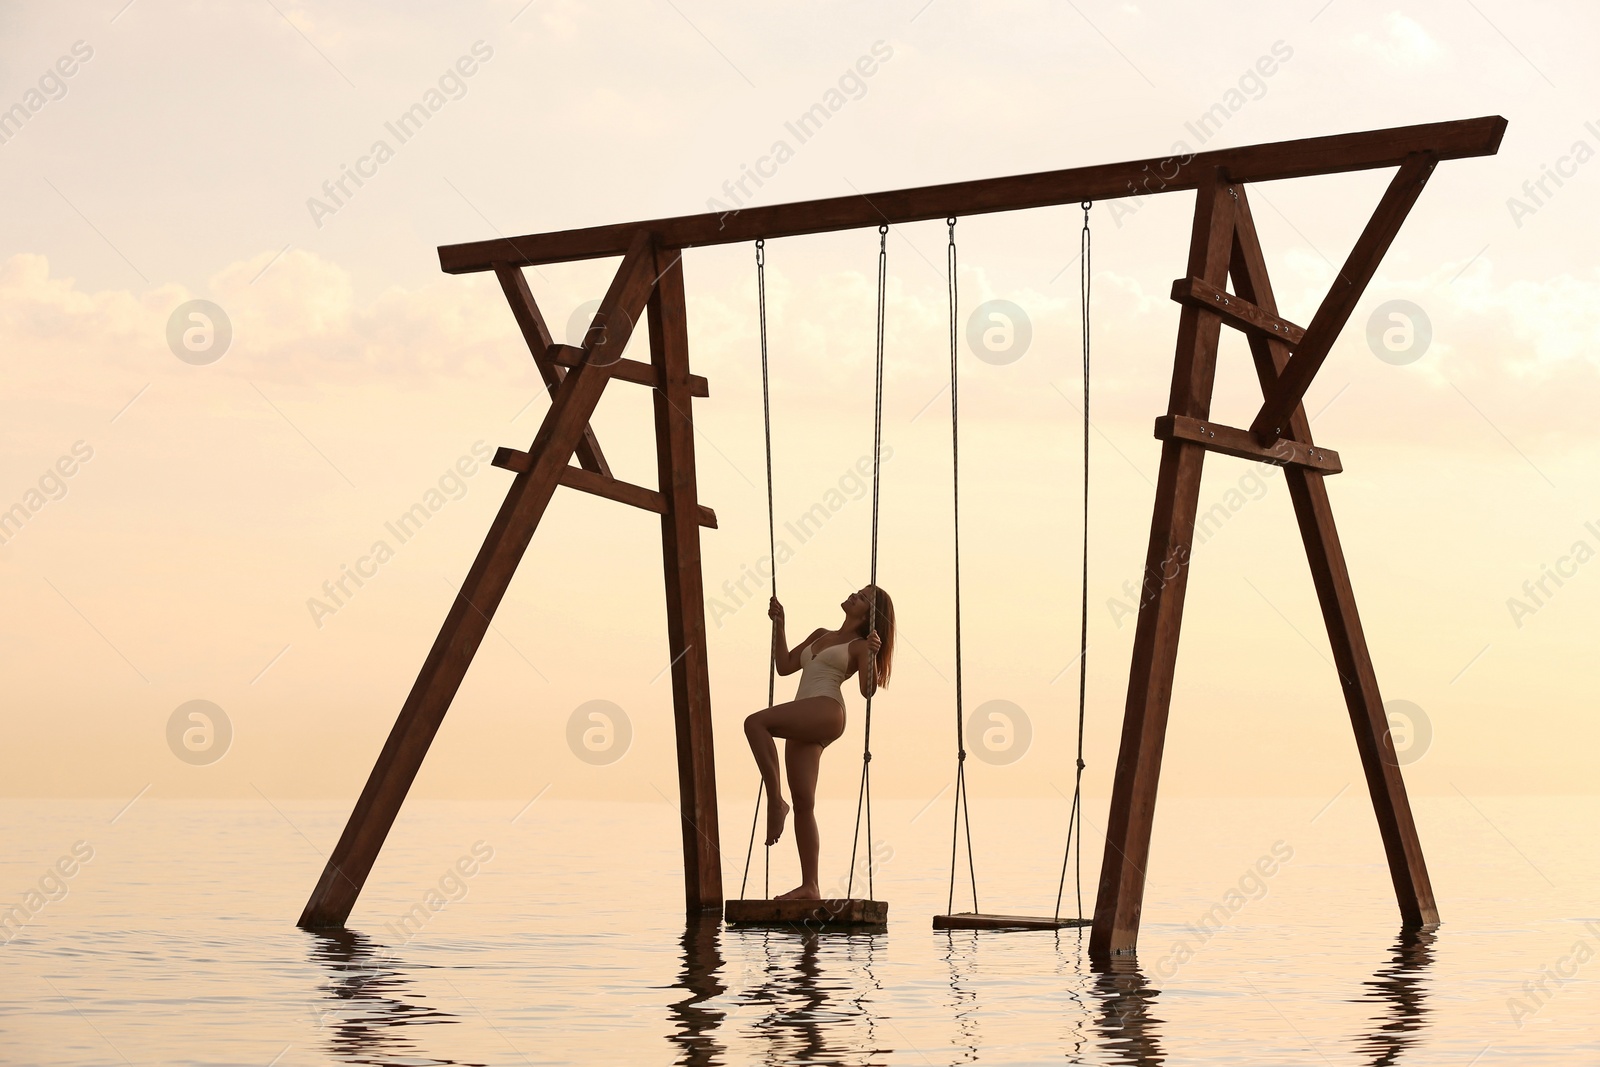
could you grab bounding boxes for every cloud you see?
[1354,12,1443,67]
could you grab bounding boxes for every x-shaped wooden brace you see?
[1091,165,1440,959]
[300,231,723,928]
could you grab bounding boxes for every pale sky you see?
[1,0,1595,813]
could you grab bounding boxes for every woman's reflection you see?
[305,928,476,1067]
[720,927,884,1065]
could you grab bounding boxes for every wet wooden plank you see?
[725,898,887,928]
[933,913,1092,931]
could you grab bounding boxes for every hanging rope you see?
[1055,201,1093,922]
[944,217,980,918]
[740,238,776,900]
[847,224,889,901]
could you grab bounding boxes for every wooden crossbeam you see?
[545,344,710,397]
[439,117,1504,271]
[1154,414,1341,473]
[1250,153,1437,442]
[491,447,717,528]
[1171,276,1304,346]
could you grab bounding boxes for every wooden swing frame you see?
[297,116,1505,960]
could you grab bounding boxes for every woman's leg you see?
[743,698,845,851]
[780,740,825,899]
[743,710,789,845]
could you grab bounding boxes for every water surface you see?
[2,795,1592,1064]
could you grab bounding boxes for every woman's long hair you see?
[855,585,896,687]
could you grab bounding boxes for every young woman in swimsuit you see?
[744,585,896,901]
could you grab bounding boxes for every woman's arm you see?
[769,598,825,676]
[852,631,883,698]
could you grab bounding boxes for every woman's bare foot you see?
[774,883,822,900]
[764,797,790,846]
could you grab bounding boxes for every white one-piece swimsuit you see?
[794,641,851,710]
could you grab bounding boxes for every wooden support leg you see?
[1280,471,1439,925]
[1090,173,1236,959]
[647,246,723,915]
[297,233,658,929]
[1229,191,1439,926]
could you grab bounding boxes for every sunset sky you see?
[2,0,1595,820]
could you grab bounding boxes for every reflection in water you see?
[305,928,478,1067]
[941,931,980,1062]
[1089,956,1166,1066]
[1353,926,1436,1066]
[669,916,728,1066]
[720,927,886,1065]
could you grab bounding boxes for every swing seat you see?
[725,898,888,930]
[933,912,1091,931]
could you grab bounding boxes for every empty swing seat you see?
[725,898,888,930]
[933,912,1090,931]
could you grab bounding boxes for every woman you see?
[744,585,895,901]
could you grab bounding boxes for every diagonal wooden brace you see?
[1249,153,1437,443]
[1229,186,1438,928]
[495,264,611,477]
[297,231,659,929]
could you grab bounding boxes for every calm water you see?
[1,794,1594,1065]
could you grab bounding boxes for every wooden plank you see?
[297,231,658,929]
[1154,414,1342,474]
[649,244,724,916]
[439,117,1505,271]
[491,448,718,528]
[545,343,709,397]
[1170,276,1304,347]
[933,913,1092,931]
[1229,187,1439,926]
[725,898,888,927]
[1249,153,1437,442]
[494,265,610,476]
[1090,171,1237,961]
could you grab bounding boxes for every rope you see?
[740,238,776,900]
[944,217,979,918]
[847,224,889,902]
[1055,201,1092,922]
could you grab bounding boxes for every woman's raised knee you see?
[743,712,766,737]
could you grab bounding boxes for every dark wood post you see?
[647,245,724,914]
[1229,191,1438,926]
[1090,172,1236,959]
[297,233,658,929]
